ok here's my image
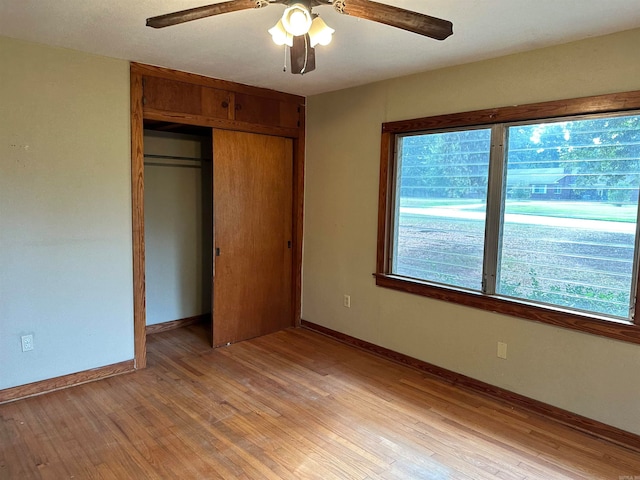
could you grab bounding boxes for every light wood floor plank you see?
[2,324,639,479]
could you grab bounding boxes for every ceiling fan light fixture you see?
[268,19,294,47]
[281,3,313,36]
[146,0,454,77]
[308,16,334,47]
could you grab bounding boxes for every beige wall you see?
[303,28,640,435]
[0,36,132,389]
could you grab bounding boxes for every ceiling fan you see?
[147,0,453,75]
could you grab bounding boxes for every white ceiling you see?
[1,1,640,97]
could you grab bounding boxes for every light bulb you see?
[281,3,312,36]
[289,11,308,33]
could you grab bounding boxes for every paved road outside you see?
[401,205,636,234]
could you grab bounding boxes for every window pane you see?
[393,129,491,290]
[498,115,640,318]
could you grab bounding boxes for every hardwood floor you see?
[2,325,639,479]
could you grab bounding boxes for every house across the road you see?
[507,167,571,199]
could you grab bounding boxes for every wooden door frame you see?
[130,66,305,369]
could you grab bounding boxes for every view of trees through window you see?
[394,128,490,291]
[393,113,640,319]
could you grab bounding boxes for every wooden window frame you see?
[375,90,640,345]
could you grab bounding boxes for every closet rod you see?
[144,153,207,162]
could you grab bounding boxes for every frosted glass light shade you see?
[308,16,335,47]
[269,20,293,47]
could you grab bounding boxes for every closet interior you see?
[144,122,213,341]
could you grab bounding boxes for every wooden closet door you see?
[212,130,293,347]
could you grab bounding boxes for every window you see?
[377,91,640,344]
[393,128,491,291]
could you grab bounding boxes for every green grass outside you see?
[494,202,635,223]
[401,197,638,223]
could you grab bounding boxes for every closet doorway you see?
[143,123,213,341]
[141,122,294,349]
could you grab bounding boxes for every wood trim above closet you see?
[143,108,300,139]
[133,63,304,138]
[131,63,304,104]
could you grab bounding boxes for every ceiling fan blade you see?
[336,0,453,40]
[147,0,262,29]
[290,34,316,75]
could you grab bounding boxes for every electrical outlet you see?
[343,294,351,308]
[497,341,507,359]
[21,334,34,352]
